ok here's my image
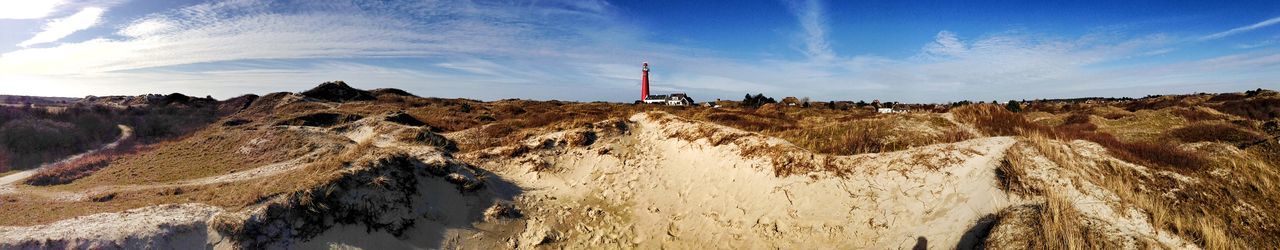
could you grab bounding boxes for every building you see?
[780,97,801,106]
[643,93,694,105]
[877,107,906,114]
[638,62,694,106]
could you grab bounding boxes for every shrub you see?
[1005,100,1022,112]
[0,118,116,169]
[411,127,458,152]
[1214,97,1280,120]
[1168,123,1266,145]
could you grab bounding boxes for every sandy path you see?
[0,125,132,195]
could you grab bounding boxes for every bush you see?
[1005,100,1023,112]
[1168,123,1266,145]
[1214,97,1280,120]
[0,118,115,169]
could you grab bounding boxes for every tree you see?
[741,93,775,108]
[1005,100,1022,112]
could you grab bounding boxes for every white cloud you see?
[118,18,176,38]
[785,0,835,61]
[0,1,67,19]
[1201,16,1280,41]
[17,7,106,47]
[922,31,968,58]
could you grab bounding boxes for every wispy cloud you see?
[785,0,835,61]
[1,0,1277,102]
[16,7,106,47]
[0,0,624,74]
[1201,16,1280,41]
[0,1,67,19]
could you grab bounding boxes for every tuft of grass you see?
[995,152,1040,196]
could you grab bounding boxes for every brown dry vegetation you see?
[970,91,1280,248]
[1168,122,1267,145]
[954,104,1208,172]
[25,141,142,186]
[998,131,1279,248]
[2,84,1277,248]
[65,127,316,187]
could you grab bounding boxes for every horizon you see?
[1,0,1278,102]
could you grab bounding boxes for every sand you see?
[0,111,1205,249]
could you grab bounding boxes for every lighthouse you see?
[638,62,694,106]
[641,62,650,100]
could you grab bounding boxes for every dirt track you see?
[0,125,132,196]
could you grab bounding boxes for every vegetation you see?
[1168,122,1266,145]
[0,95,221,172]
[740,93,777,108]
[1,83,1277,249]
[0,106,120,171]
[25,141,141,186]
[1004,100,1022,112]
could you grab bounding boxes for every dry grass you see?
[0,136,390,226]
[951,104,1052,136]
[1093,109,1188,143]
[1011,132,1274,248]
[777,118,973,155]
[1212,96,1280,120]
[1037,190,1120,249]
[25,141,142,186]
[952,104,1208,172]
[1167,122,1266,145]
[995,152,1039,196]
[682,108,969,156]
[1170,107,1230,122]
[65,128,316,187]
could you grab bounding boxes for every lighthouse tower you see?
[641,62,650,100]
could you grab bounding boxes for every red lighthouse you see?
[641,62,650,100]
[637,62,693,105]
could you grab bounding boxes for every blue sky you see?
[0,0,1278,103]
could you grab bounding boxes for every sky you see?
[0,0,1278,103]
